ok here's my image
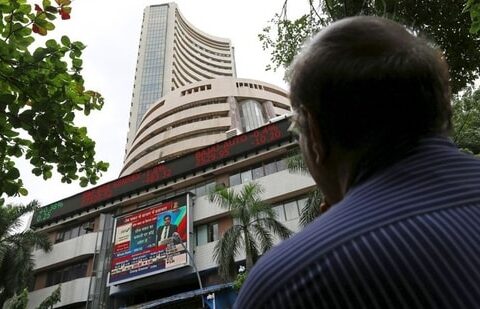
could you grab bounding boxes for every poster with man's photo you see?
[108,194,190,286]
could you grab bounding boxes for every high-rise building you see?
[26,3,312,308]
[126,3,236,154]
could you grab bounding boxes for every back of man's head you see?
[290,16,452,175]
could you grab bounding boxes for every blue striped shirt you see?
[235,136,480,308]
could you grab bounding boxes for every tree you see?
[209,182,293,280]
[452,87,480,155]
[286,150,325,227]
[259,0,480,93]
[0,200,51,308]
[465,0,480,33]
[3,286,61,309]
[0,0,108,200]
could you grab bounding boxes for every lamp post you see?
[172,232,205,308]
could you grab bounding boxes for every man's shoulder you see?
[236,203,480,308]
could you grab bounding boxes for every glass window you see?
[70,226,80,239]
[276,158,288,172]
[297,198,308,212]
[64,229,73,241]
[61,267,72,283]
[264,161,277,175]
[229,173,241,186]
[205,181,216,195]
[208,223,219,242]
[252,165,265,180]
[196,184,206,197]
[284,201,300,221]
[241,170,253,183]
[272,205,285,221]
[240,99,265,132]
[55,231,65,243]
[196,225,208,246]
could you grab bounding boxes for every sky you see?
[6,0,309,208]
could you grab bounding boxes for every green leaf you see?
[60,35,70,46]
[18,187,28,196]
[45,39,57,49]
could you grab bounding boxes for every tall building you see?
[126,3,236,154]
[27,3,311,308]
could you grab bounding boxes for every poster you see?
[108,194,190,286]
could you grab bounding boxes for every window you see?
[284,201,300,221]
[272,197,308,222]
[276,159,288,172]
[252,165,265,180]
[229,173,241,186]
[264,161,277,176]
[272,205,285,221]
[239,99,266,132]
[54,220,95,244]
[195,222,219,246]
[46,260,89,287]
[228,156,289,187]
[240,170,253,183]
[192,181,216,197]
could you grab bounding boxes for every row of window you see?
[174,33,232,70]
[175,16,232,54]
[272,197,308,222]
[55,220,95,244]
[131,97,228,151]
[193,196,308,247]
[229,158,288,186]
[180,84,212,96]
[45,260,89,287]
[133,113,228,155]
[174,38,233,76]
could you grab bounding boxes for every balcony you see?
[33,232,100,270]
[27,277,92,309]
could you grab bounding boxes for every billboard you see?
[108,194,191,286]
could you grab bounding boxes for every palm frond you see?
[252,223,274,254]
[299,188,324,227]
[260,217,293,240]
[213,225,242,280]
[287,149,310,174]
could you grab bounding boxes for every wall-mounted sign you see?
[108,194,190,286]
[31,118,292,227]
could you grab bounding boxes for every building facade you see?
[126,3,236,154]
[28,118,315,308]
[122,77,291,176]
[27,3,312,308]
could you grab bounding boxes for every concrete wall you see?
[27,277,92,309]
[33,232,100,270]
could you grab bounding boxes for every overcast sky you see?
[6,0,308,207]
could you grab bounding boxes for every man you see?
[235,16,480,308]
[157,214,177,245]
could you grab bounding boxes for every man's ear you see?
[303,110,324,165]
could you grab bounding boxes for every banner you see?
[108,194,190,286]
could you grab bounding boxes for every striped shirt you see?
[234,136,480,308]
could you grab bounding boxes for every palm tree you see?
[209,182,293,280]
[287,150,326,227]
[0,200,52,307]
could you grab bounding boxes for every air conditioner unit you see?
[225,128,240,139]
